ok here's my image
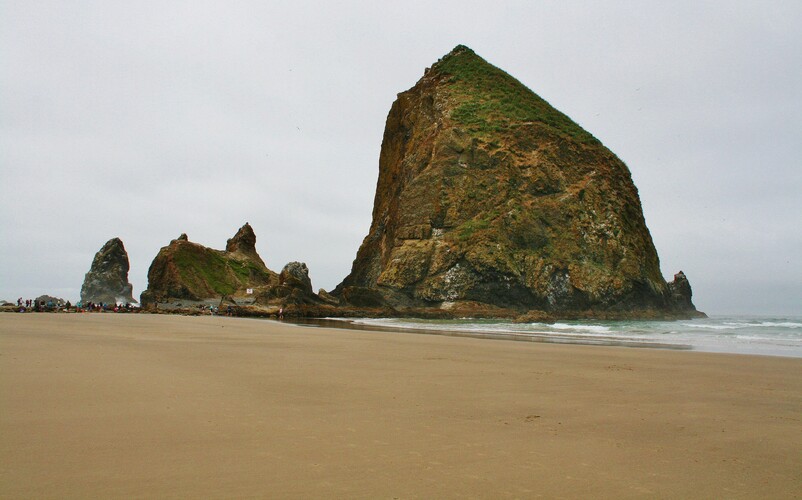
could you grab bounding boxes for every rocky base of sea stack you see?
[144,299,705,322]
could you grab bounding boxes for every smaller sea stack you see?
[140,223,277,305]
[80,238,136,305]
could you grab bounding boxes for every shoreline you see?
[288,315,802,359]
[287,316,694,352]
[2,313,801,497]
[9,309,801,358]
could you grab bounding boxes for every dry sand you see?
[1,313,800,499]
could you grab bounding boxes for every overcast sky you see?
[2,1,800,315]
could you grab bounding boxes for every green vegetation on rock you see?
[171,244,270,297]
[173,245,236,296]
[335,45,702,318]
[140,224,278,305]
[435,45,599,144]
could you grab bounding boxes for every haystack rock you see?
[334,45,702,318]
[140,223,277,305]
[80,237,136,305]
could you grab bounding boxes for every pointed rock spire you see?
[226,222,264,266]
[80,237,136,304]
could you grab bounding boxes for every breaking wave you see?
[340,315,802,358]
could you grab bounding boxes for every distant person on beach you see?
[278,307,284,320]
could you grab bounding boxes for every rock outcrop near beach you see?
[140,223,278,305]
[34,295,67,307]
[335,45,702,318]
[80,238,136,305]
[226,223,265,265]
[667,271,696,312]
[261,262,321,305]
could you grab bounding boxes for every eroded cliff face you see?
[80,238,136,305]
[140,223,326,309]
[140,223,277,305]
[335,45,701,317]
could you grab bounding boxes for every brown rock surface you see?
[140,223,277,305]
[226,222,265,266]
[257,261,323,306]
[335,45,702,318]
[80,237,136,305]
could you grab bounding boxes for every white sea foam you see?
[547,323,611,334]
[337,315,802,358]
[759,321,802,328]
[714,321,802,329]
[683,323,733,330]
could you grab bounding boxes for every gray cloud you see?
[2,1,800,314]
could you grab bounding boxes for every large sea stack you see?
[334,45,702,318]
[80,237,136,305]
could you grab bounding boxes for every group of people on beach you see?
[77,301,137,313]
[197,304,236,317]
[13,296,287,319]
[14,297,137,313]
[16,297,66,313]
[17,298,36,309]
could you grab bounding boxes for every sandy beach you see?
[1,313,800,498]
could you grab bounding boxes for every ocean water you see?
[337,315,802,358]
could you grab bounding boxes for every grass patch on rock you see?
[435,46,599,145]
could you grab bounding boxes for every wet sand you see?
[1,313,801,498]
